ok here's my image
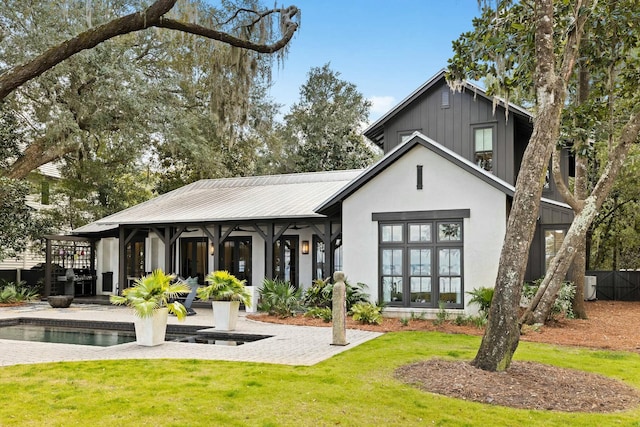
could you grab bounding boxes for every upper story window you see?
[398,130,421,146]
[441,90,450,108]
[474,127,494,172]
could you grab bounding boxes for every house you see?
[0,163,61,285]
[50,70,573,316]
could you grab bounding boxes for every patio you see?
[0,302,382,367]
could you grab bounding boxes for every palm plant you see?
[110,269,190,320]
[467,287,494,318]
[302,277,370,311]
[0,281,39,304]
[258,279,301,318]
[197,270,251,306]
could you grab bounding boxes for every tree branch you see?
[0,1,299,102]
[552,147,582,210]
[155,6,298,54]
[0,0,177,101]
[558,0,590,84]
[6,131,78,179]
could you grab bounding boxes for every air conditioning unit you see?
[584,276,597,301]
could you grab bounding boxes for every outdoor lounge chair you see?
[172,276,199,316]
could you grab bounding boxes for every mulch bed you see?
[395,359,640,413]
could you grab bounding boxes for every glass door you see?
[273,236,298,288]
[180,237,208,284]
[220,237,252,286]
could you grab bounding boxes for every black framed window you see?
[333,237,343,273]
[398,129,421,145]
[180,237,208,284]
[126,237,145,279]
[313,236,326,281]
[379,220,463,308]
[220,237,252,286]
[312,235,343,281]
[273,236,298,288]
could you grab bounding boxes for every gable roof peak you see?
[363,69,532,147]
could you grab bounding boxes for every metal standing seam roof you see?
[71,170,364,234]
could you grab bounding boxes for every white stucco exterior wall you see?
[342,144,507,315]
[96,237,118,295]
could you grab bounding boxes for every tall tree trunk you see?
[522,111,640,324]
[472,0,579,372]
[571,66,590,319]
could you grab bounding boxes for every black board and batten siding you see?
[382,84,517,186]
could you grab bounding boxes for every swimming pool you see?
[0,318,271,347]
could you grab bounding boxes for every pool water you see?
[0,324,136,347]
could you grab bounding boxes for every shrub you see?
[521,279,576,321]
[467,287,494,318]
[351,302,382,325]
[399,317,410,327]
[453,314,487,328]
[258,279,301,318]
[454,314,467,326]
[410,311,427,321]
[0,280,39,304]
[302,278,333,308]
[304,307,333,322]
[302,277,370,311]
[433,301,449,326]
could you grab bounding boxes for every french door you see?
[220,237,252,286]
[273,236,298,288]
[180,237,208,284]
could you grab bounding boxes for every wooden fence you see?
[586,271,640,301]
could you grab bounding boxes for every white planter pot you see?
[244,286,258,313]
[212,301,240,331]
[133,307,168,346]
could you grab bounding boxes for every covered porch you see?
[64,171,361,297]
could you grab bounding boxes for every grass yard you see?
[1,332,640,426]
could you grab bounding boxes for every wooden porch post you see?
[164,227,172,274]
[44,238,52,298]
[118,226,126,294]
[323,219,332,279]
[265,223,274,279]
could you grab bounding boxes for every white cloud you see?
[369,95,396,116]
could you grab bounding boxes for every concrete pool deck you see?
[0,302,383,367]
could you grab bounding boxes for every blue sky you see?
[267,0,483,122]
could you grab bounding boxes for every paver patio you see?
[0,302,382,367]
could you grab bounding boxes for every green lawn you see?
[1,332,640,426]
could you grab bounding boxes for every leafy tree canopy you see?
[278,63,379,173]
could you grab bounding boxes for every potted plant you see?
[197,270,251,331]
[110,269,190,346]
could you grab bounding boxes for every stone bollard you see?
[64,268,76,297]
[331,271,349,346]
